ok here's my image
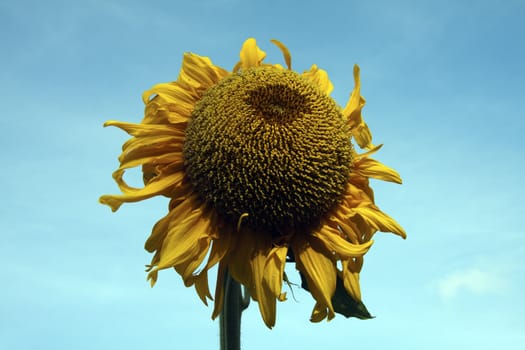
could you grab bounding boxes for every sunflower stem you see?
[220,270,249,350]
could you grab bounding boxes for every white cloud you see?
[437,267,508,300]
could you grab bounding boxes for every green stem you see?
[220,271,249,350]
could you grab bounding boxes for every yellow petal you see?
[144,207,175,253]
[142,82,196,112]
[144,194,198,254]
[342,65,375,149]
[353,144,383,159]
[302,64,334,95]
[352,122,374,150]
[177,53,228,91]
[177,234,212,287]
[293,235,336,321]
[194,269,213,306]
[239,38,266,69]
[143,100,187,125]
[263,245,288,299]
[342,260,362,301]
[354,206,406,238]
[212,262,227,320]
[99,171,184,211]
[226,227,278,328]
[312,225,374,258]
[342,65,363,120]
[118,134,184,167]
[103,121,182,137]
[118,153,183,174]
[227,229,255,292]
[155,207,211,275]
[353,157,402,184]
[310,302,329,323]
[257,245,288,328]
[252,247,278,328]
[270,39,292,69]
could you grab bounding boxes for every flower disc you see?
[183,67,352,231]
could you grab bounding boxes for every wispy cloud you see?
[437,267,508,300]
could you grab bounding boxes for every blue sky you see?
[1,0,524,349]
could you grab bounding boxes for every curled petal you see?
[99,171,184,211]
[270,39,292,69]
[343,65,374,149]
[312,226,374,258]
[103,121,183,137]
[310,302,329,323]
[343,65,364,121]
[352,123,374,150]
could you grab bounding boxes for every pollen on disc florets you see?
[183,67,353,231]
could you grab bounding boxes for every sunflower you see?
[100,38,405,328]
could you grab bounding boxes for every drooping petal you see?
[252,245,278,328]
[145,196,209,284]
[263,245,288,301]
[255,245,288,328]
[226,226,281,328]
[154,206,212,278]
[212,262,228,320]
[293,235,336,321]
[342,259,363,301]
[144,200,180,253]
[199,226,232,271]
[194,269,213,306]
[227,228,256,293]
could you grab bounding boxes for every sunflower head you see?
[100,38,405,328]
[184,66,353,232]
